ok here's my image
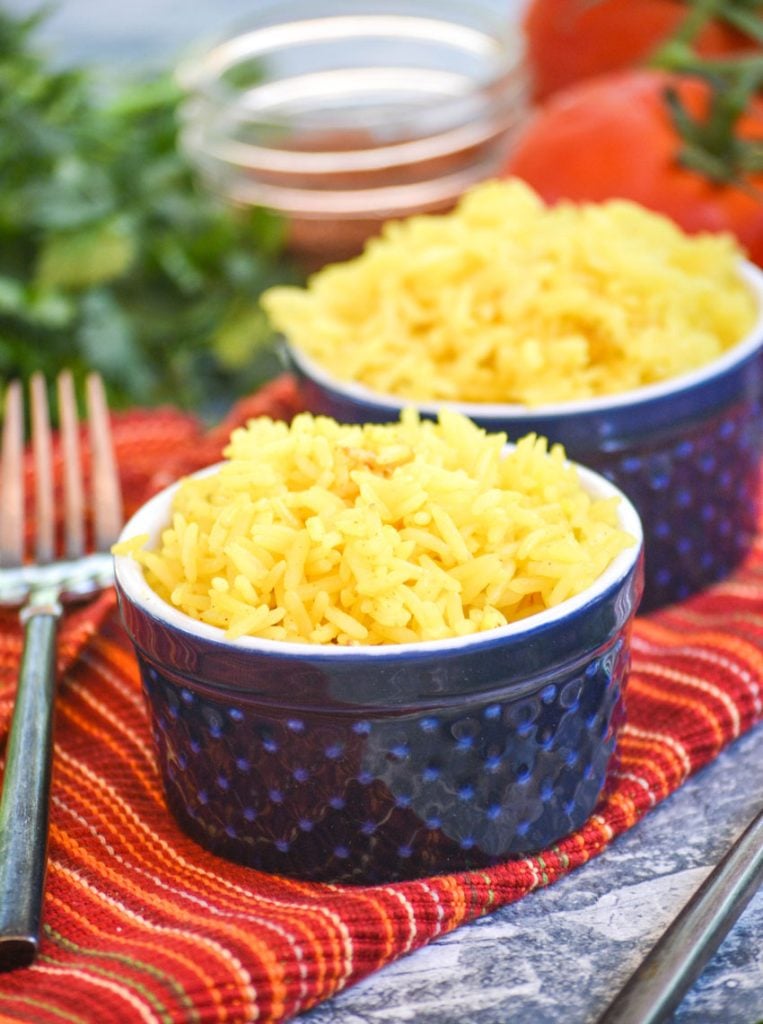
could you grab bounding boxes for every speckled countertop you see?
[296,725,762,1024]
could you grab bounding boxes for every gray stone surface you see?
[296,727,762,1023]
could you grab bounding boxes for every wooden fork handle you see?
[0,609,60,970]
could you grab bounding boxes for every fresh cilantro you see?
[0,8,301,415]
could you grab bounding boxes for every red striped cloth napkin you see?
[0,376,760,1023]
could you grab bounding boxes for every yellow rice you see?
[261,179,756,406]
[115,410,635,645]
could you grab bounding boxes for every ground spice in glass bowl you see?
[176,0,529,269]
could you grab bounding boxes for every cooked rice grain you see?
[262,179,756,406]
[115,411,635,644]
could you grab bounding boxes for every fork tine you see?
[57,370,86,561]
[0,370,121,972]
[85,372,123,550]
[30,374,55,565]
[0,380,25,568]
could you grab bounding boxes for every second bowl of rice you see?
[114,410,643,883]
[265,179,763,610]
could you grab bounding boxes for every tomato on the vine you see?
[503,70,763,265]
[523,0,752,100]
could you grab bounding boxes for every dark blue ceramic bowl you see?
[114,460,643,883]
[283,261,763,612]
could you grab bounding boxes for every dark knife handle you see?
[596,805,763,1024]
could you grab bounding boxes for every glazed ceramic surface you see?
[115,462,643,883]
[283,260,763,611]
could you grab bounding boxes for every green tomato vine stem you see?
[646,0,763,187]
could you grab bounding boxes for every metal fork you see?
[0,371,123,971]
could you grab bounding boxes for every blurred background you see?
[4,0,526,69]
[0,0,528,416]
[4,0,758,421]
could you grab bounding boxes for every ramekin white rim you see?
[114,451,643,660]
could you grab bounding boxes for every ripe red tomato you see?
[524,0,751,100]
[503,70,763,265]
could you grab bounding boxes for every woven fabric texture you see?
[0,376,760,1023]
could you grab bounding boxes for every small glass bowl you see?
[176,0,528,267]
[114,459,642,884]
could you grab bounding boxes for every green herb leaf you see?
[36,218,136,289]
[0,6,302,414]
[212,303,276,370]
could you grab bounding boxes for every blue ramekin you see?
[114,460,643,883]
[283,260,763,611]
